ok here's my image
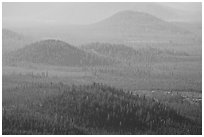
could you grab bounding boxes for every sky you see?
[3,2,202,28]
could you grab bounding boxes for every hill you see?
[3,83,201,134]
[5,11,196,45]
[65,10,191,44]
[3,39,116,66]
[82,43,189,63]
[92,10,185,33]
[2,29,33,53]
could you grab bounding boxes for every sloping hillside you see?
[5,11,195,45]
[82,43,189,63]
[2,29,33,53]
[3,83,201,134]
[91,10,188,34]
[4,39,116,66]
[66,10,191,44]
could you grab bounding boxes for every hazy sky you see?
[3,2,202,28]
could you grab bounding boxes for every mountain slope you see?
[2,29,33,53]
[4,39,116,66]
[6,11,195,45]
[61,10,192,44]
[90,11,190,36]
[82,43,189,63]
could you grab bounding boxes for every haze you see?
[2,2,202,135]
[3,2,202,29]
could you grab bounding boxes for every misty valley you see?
[2,5,202,135]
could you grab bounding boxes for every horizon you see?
[3,2,202,29]
[2,2,202,135]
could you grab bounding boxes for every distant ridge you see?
[97,10,164,24]
[82,42,189,63]
[2,29,25,40]
[60,10,191,44]
[4,39,115,66]
[2,29,33,53]
[90,10,189,34]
